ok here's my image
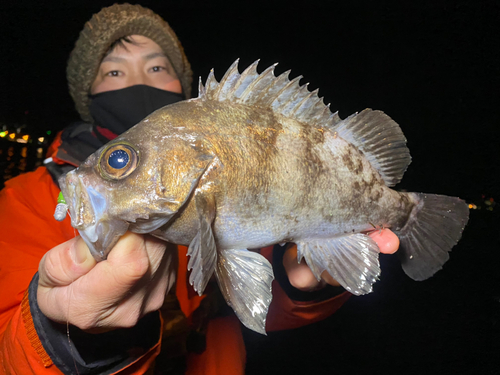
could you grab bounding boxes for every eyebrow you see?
[142,52,168,61]
[100,52,169,64]
[101,55,126,63]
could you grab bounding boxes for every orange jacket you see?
[0,167,350,374]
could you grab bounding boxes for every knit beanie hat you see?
[67,3,192,123]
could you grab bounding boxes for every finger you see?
[142,234,169,275]
[38,236,96,288]
[84,233,168,328]
[85,232,152,299]
[368,229,400,254]
[141,245,178,314]
[283,245,328,291]
[38,233,168,330]
[320,270,341,287]
[78,234,164,308]
[57,233,154,329]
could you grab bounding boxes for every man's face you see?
[90,35,182,95]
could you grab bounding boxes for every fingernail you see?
[72,237,90,264]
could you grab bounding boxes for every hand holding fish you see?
[37,232,176,332]
[36,228,398,332]
[284,229,399,291]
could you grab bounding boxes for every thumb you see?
[38,236,97,288]
[368,229,400,254]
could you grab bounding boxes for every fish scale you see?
[59,59,469,334]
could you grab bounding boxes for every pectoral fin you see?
[296,234,381,295]
[215,249,274,335]
[187,191,217,295]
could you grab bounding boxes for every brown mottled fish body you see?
[148,100,413,248]
[59,60,469,334]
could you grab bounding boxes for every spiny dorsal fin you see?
[199,60,409,185]
[199,59,341,129]
[335,109,411,187]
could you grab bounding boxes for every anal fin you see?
[215,249,274,335]
[296,234,381,295]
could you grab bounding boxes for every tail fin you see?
[397,193,469,281]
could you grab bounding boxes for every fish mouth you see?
[79,219,129,261]
[59,170,129,261]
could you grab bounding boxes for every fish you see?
[58,59,469,334]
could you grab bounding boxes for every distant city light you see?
[468,196,495,211]
[9,133,15,139]
[46,130,52,135]
[0,131,7,137]
[38,137,45,143]
[22,135,29,141]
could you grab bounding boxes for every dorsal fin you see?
[199,60,410,185]
[199,59,341,129]
[335,109,411,186]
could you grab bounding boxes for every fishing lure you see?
[54,192,68,221]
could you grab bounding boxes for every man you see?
[0,4,398,375]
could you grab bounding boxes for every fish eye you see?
[108,149,129,169]
[99,144,138,180]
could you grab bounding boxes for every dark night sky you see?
[1,1,498,374]
[1,0,498,199]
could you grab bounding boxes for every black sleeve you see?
[272,244,346,302]
[29,273,161,375]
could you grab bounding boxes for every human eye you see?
[149,66,165,73]
[105,70,123,77]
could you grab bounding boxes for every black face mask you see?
[89,85,184,135]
